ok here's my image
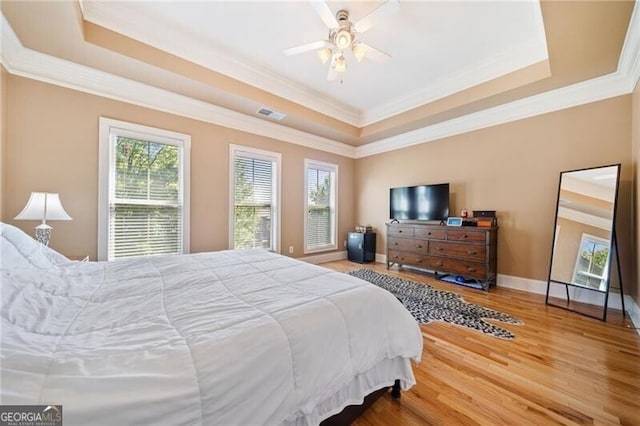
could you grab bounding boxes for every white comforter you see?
[1,223,422,425]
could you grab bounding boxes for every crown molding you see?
[78,0,551,129]
[354,69,632,158]
[359,1,549,126]
[0,14,356,159]
[355,0,640,158]
[77,1,362,127]
[2,2,639,161]
[360,40,548,127]
[618,0,640,90]
[558,207,612,231]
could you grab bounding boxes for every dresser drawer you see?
[415,227,445,240]
[388,237,428,253]
[430,257,486,279]
[429,241,486,261]
[447,229,486,242]
[387,225,414,238]
[387,250,428,267]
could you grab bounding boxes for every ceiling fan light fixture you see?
[317,48,332,64]
[352,43,367,63]
[284,1,398,82]
[335,29,353,49]
[334,55,347,73]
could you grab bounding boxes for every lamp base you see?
[35,223,52,246]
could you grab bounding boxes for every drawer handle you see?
[468,267,477,272]
[416,244,423,248]
[435,246,444,251]
[463,234,468,238]
[467,250,477,255]
[416,259,422,263]
[394,242,398,246]
[428,232,432,235]
[435,262,443,267]
[398,230,403,233]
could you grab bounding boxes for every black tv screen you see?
[390,183,449,221]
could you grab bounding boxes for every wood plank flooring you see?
[322,260,640,426]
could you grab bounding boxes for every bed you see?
[0,223,422,425]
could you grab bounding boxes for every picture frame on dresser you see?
[446,217,463,226]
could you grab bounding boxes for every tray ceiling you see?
[0,1,637,154]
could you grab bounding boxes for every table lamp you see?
[14,192,72,246]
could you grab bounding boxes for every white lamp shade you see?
[334,55,347,73]
[14,192,72,221]
[353,43,367,63]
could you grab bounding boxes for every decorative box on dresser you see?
[386,222,497,290]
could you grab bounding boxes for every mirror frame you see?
[545,163,624,321]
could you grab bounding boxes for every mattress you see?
[0,223,422,425]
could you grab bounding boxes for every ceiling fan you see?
[284,0,400,81]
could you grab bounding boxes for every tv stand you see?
[386,222,497,291]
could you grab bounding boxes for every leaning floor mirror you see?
[545,163,625,321]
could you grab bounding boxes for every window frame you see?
[228,144,281,252]
[304,159,338,254]
[572,233,610,291]
[98,117,191,261]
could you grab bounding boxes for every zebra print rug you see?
[348,269,523,340]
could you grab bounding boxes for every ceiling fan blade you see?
[360,43,391,63]
[327,66,338,81]
[327,54,339,81]
[310,0,339,29]
[284,40,328,56]
[354,0,400,33]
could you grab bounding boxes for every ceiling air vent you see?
[256,107,286,121]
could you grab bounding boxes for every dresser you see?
[386,222,497,290]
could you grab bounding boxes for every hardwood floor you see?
[322,260,640,426]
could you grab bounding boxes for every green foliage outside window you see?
[233,157,273,250]
[111,137,181,259]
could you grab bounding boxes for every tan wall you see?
[354,96,633,291]
[633,80,640,303]
[2,75,355,260]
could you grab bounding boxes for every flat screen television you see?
[389,183,449,221]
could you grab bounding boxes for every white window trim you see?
[228,144,281,253]
[571,233,610,291]
[304,159,338,254]
[98,117,191,261]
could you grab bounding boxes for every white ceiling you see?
[79,0,549,126]
[3,1,636,158]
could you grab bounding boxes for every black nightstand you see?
[347,232,376,263]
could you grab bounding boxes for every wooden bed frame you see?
[320,380,401,425]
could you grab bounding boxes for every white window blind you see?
[304,160,337,253]
[99,118,190,261]
[230,146,280,251]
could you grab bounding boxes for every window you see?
[572,233,610,290]
[304,159,337,253]
[98,118,190,261]
[229,145,281,251]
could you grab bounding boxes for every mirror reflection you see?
[549,165,619,292]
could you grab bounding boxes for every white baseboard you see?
[301,250,347,265]
[497,273,629,311]
[626,297,640,336]
[368,254,640,332]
